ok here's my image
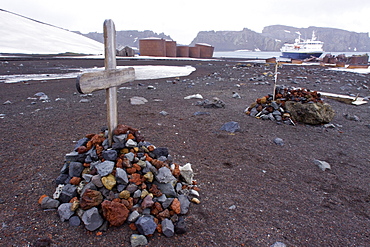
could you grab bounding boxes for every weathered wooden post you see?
[76,19,135,146]
[104,19,119,147]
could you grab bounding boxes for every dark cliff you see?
[190,25,370,52]
[190,28,280,52]
[77,30,172,48]
[78,26,370,52]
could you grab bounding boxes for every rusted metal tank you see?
[348,55,369,64]
[165,40,177,57]
[176,45,189,57]
[189,46,200,58]
[139,38,166,57]
[195,43,214,58]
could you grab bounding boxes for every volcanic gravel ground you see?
[0,56,369,246]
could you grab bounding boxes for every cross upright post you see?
[104,19,118,147]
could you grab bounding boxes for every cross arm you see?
[76,67,135,94]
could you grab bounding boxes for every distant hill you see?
[190,25,370,52]
[78,30,173,49]
[81,25,370,53]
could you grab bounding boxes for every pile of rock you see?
[245,86,335,125]
[39,124,200,242]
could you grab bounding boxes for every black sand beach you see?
[0,56,369,246]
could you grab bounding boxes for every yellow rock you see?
[101,174,116,190]
[71,200,80,211]
[143,172,154,182]
[140,189,149,199]
[119,190,130,200]
[191,198,201,204]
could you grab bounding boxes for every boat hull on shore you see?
[281,52,323,60]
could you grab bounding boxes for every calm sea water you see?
[214,51,370,61]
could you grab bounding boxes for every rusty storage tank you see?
[139,38,166,57]
[189,46,200,58]
[165,40,177,57]
[195,43,214,58]
[176,45,189,57]
[348,54,369,64]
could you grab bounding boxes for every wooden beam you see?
[76,68,135,94]
[319,91,368,105]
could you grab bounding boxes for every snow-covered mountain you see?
[0,9,103,55]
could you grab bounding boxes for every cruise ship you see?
[281,31,324,60]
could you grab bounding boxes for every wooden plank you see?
[319,91,368,105]
[76,67,135,94]
[104,19,118,147]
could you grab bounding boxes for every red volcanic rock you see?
[113,124,138,136]
[80,189,103,210]
[132,163,141,171]
[90,134,105,146]
[127,133,135,140]
[172,164,180,178]
[129,173,143,185]
[126,167,137,174]
[150,202,163,216]
[38,195,48,204]
[151,159,167,169]
[69,177,81,185]
[101,200,129,227]
[85,133,95,139]
[149,184,162,197]
[76,146,87,154]
[157,209,170,221]
[129,223,137,231]
[170,198,181,214]
[115,158,123,168]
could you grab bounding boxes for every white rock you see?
[53,184,65,199]
[313,159,331,171]
[179,163,194,184]
[184,94,203,100]
[130,96,148,105]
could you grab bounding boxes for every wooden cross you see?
[76,19,135,146]
[76,19,197,147]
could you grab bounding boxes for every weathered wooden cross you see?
[76,19,196,146]
[76,19,135,146]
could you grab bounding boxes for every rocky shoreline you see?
[0,57,369,246]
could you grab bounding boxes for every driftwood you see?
[318,91,368,105]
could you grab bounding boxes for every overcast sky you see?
[2,0,370,45]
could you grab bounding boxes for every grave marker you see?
[76,20,197,147]
[76,19,135,146]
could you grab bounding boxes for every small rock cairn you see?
[39,124,200,242]
[245,86,325,125]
